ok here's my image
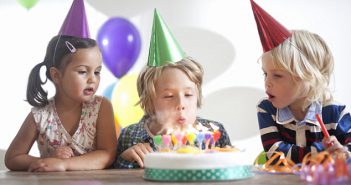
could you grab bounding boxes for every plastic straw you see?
[315,114,330,138]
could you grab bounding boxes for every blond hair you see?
[270,30,334,109]
[137,57,203,116]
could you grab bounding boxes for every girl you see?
[5,35,116,172]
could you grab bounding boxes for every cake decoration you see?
[296,151,351,184]
[254,151,296,174]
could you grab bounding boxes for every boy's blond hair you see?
[270,30,334,109]
[137,57,203,116]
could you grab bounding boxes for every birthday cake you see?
[144,148,253,182]
[143,126,253,182]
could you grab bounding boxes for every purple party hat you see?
[58,0,90,38]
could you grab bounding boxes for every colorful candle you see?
[175,132,183,147]
[186,133,196,145]
[213,130,221,142]
[181,135,187,145]
[153,135,162,146]
[171,134,177,146]
[153,135,162,151]
[204,133,212,150]
[196,132,204,149]
[162,135,171,148]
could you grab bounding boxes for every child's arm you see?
[5,112,40,171]
[60,97,117,171]
[119,143,153,168]
[113,128,139,169]
[30,97,117,172]
[113,123,154,169]
[322,106,351,157]
[322,136,351,157]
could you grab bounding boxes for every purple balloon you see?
[97,17,141,78]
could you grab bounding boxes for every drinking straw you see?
[315,114,330,138]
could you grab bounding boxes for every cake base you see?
[144,150,253,182]
[144,165,253,181]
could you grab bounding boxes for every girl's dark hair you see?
[26,35,97,107]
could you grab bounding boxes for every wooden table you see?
[0,169,305,185]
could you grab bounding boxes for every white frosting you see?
[144,152,248,169]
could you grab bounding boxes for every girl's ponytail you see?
[26,61,48,107]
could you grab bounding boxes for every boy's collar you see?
[276,101,322,126]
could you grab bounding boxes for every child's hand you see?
[52,146,74,159]
[28,158,66,172]
[121,143,153,168]
[322,136,344,152]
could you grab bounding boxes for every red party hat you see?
[250,0,291,52]
[58,0,90,38]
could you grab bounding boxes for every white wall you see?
[1,0,350,165]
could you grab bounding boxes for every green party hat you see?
[147,9,186,67]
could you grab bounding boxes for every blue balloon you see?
[97,17,141,78]
[102,82,116,100]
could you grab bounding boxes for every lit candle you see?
[181,135,187,145]
[153,135,162,151]
[171,134,177,147]
[204,133,212,150]
[212,130,221,148]
[196,132,204,150]
[175,132,183,148]
[162,135,171,150]
[186,133,196,146]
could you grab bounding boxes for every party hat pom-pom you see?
[213,130,221,142]
[186,133,196,145]
[153,135,162,146]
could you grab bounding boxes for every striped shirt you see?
[257,99,351,163]
[113,116,232,169]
